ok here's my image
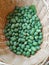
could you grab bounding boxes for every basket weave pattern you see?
[0,0,49,65]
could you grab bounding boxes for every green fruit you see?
[26,45,30,49]
[29,5,37,14]
[13,46,16,50]
[31,51,35,55]
[33,41,38,46]
[13,42,17,46]
[28,49,31,52]
[9,46,13,51]
[13,50,16,53]
[31,46,36,51]
[35,36,38,40]
[6,41,10,46]
[17,47,20,51]
[11,24,15,29]
[11,18,16,23]
[16,51,21,55]
[21,44,25,49]
[23,51,26,56]
[24,48,28,51]
[26,52,30,57]
[36,46,40,50]
[4,5,43,57]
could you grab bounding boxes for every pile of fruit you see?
[4,5,43,57]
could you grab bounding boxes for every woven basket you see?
[0,0,49,65]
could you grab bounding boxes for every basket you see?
[0,0,49,65]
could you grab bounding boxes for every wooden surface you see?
[0,0,16,48]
